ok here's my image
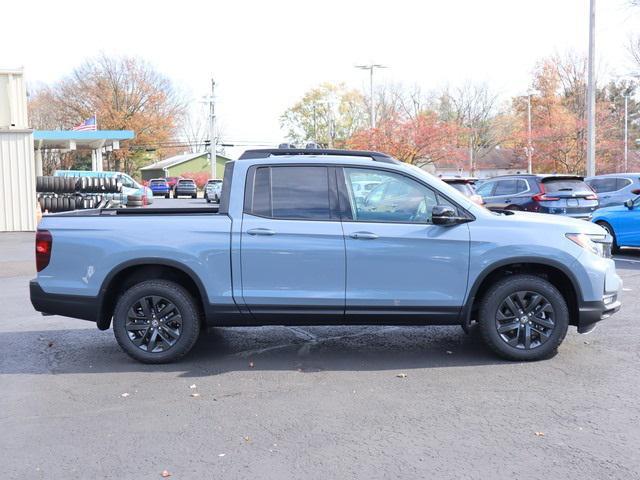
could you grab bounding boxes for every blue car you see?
[149,178,170,198]
[592,196,640,253]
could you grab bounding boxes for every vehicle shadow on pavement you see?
[0,324,509,376]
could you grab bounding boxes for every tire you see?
[192,194,197,199]
[165,193,170,199]
[113,280,201,363]
[596,221,620,254]
[478,274,569,361]
[36,176,44,192]
[44,196,51,212]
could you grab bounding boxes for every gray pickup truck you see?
[31,148,621,363]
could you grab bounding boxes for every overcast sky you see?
[2,0,638,157]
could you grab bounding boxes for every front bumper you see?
[577,296,621,333]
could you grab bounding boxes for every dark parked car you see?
[174,179,197,199]
[440,177,484,205]
[148,179,170,198]
[475,174,599,219]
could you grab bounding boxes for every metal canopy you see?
[33,130,134,150]
[33,130,135,173]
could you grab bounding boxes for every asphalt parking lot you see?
[1,231,640,479]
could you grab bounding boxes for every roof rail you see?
[238,148,400,164]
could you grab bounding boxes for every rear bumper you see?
[30,280,99,323]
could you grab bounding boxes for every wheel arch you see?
[463,257,583,329]
[96,258,208,330]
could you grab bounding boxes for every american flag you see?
[72,116,97,131]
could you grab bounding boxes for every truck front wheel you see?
[478,274,569,361]
[113,280,201,363]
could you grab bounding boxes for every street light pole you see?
[355,63,387,128]
[207,78,217,179]
[586,0,597,177]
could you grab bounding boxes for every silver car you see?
[585,174,640,208]
[205,179,223,203]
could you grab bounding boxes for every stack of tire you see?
[36,176,125,213]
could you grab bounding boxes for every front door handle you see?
[350,231,378,240]
[247,228,275,236]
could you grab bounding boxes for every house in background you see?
[140,152,232,181]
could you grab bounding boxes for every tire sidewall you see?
[113,280,200,363]
[479,275,569,361]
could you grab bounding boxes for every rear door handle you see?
[247,228,275,236]
[350,231,378,240]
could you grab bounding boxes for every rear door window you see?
[475,181,494,197]
[493,180,519,196]
[616,178,632,190]
[588,178,617,193]
[247,166,331,220]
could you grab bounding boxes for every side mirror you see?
[432,205,468,226]
[625,199,635,209]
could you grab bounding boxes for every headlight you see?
[566,233,612,258]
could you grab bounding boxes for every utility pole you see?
[586,0,596,177]
[206,78,217,179]
[355,63,387,128]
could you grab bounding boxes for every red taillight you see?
[35,230,52,272]
[532,183,560,202]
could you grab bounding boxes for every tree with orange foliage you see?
[347,112,467,167]
[28,54,185,176]
[511,54,629,174]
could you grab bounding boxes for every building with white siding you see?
[0,68,36,232]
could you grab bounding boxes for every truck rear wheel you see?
[478,274,569,361]
[113,280,201,363]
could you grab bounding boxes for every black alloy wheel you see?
[495,291,555,350]
[125,295,183,353]
[113,280,201,363]
[478,274,569,361]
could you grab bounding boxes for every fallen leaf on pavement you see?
[161,470,171,477]
[121,393,130,398]
[244,436,250,442]
[48,341,54,348]
[534,431,545,437]
[396,373,408,378]
[218,453,226,457]
[190,393,200,398]
[189,384,197,389]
